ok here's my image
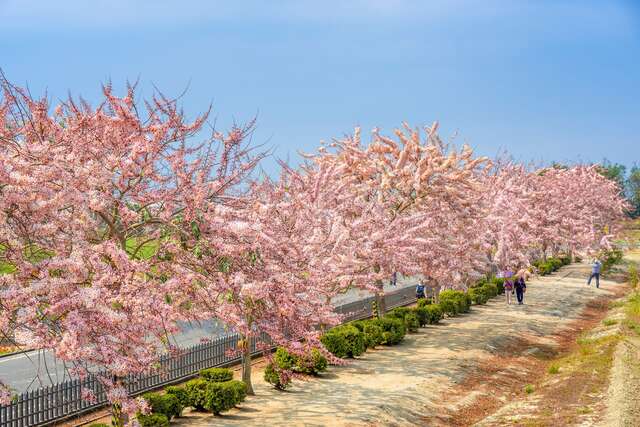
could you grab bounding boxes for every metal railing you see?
[0,286,417,427]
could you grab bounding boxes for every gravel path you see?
[174,261,620,427]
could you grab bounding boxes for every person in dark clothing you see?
[415,282,426,299]
[514,276,526,305]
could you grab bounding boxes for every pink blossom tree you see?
[0,77,259,423]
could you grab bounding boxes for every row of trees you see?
[0,80,628,421]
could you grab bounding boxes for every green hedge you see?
[387,307,419,332]
[202,382,237,415]
[264,347,296,390]
[137,414,169,427]
[165,386,190,408]
[200,367,233,382]
[439,290,470,316]
[415,304,443,325]
[417,298,432,309]
[320,325,366,358]
[185,378,209,410]
[142,392,182,420]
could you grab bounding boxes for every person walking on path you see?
[587,258,602,288]
[503,269,514,305]
[514,275,526,305]
[415,281,426,299]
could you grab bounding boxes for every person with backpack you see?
[415,281,426,299]
[514,275,526,305]
[503,269,514,305]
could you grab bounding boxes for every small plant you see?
[524,384,534,394]
[602,319,618,327]
[200,367,233,382]
[137,413,169,427]
[87,424,110,427]
[547,364,560,374]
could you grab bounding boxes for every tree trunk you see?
[240,336,255,395]
[375,279,386,318]
[110,377,127,427]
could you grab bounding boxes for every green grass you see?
[547,364,560,374]
[602,319,618,327]
[524,384,535,394]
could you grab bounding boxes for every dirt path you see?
[174,262,623,427]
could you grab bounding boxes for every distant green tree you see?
[598,159,627,193]
[627,165,640,217]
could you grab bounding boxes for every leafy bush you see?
[294,348,328,375]
[321,325,365,358]
[491,277,505,294]
[185,378,209,410]
[274,347,297,370]
[137,414,169,427]
[388,307,419,332]
[203,382,236,415]
[200,367,233,382]
[166,386,190,408]
[370,317,406,345]
[264,362,291,390]
[417,298,432,309]
[602,248,624,272]
[424,304,443,324]
[467,287,488,305]
[404,312,420,332]
[439,290,470,316]
[363,321,384,348]
[481,283,499,298]
[142,392,182,420]
[226,380,247,403]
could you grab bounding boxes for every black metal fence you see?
[0,286,417,427]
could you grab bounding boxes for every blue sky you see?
[1,0,639,174]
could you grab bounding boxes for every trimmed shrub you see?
[417,298,432,309]
[142,392,182,420]
[362,322,385,348]
[226,380,247,404]
[166,386,190,408]
[137,414,169,427]
[388,307,419,332]
[468,287,488,305]
[321,325,365,358]
[203,382,236,415]
[481,283,499,298]
[295,348,328,375]
[200,367,233,382]
[439,290,470,316]
[185,378,209,411]
[414,307,429,327]
[404,312,420,332]
[492,277,505,294]
[370,317,406,345]
[424,304,443,324]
